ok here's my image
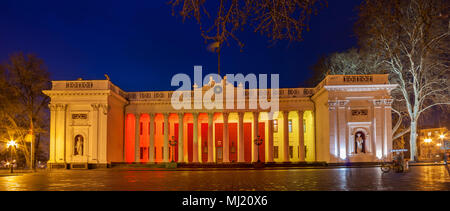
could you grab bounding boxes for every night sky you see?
[0,0,362,91]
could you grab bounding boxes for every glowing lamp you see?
[424,138,432,143]
[6,140,18,148]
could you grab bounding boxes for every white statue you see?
[355,133,365,154]
[75,135,83,156]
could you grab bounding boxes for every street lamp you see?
[168,136,177,163]
[6,140,18,173]
[254,135,263,163]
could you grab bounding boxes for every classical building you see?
[43,74,397,169]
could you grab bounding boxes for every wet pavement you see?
[0,165,448,191]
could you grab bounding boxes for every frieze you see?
[343,75,373,83]
[65,81,94,89]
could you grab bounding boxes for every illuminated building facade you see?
[43,74,396,169]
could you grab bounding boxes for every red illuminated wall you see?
[229,123,237,162]
[215,123,223,162]
[173,123,179,162]
[243,123,252,162]
[201,123,208,163]
[187,123,193,162]
[258,122,265,162]
[125,114,135,163]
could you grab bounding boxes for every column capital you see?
[337,100,349,108]
[372,99,383,107]
[222,112,229,118]
[327,100,338,110]
[148,113,155,118]
[99,104,110,115]
[383,99,393,107]
[49,104,58,111]
[297,110,304,116]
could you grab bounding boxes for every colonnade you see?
[124,110,315,163]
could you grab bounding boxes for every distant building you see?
[418,127,448,162]
[43,74,397,169]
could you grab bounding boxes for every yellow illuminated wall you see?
[304,110,315,161]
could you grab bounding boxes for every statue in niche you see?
[354,132,366,154]
[74,135,84,156]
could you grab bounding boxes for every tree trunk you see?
[409,121,418,161]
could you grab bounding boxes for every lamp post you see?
[6,140,18,173]
[168,136,177,163]
[254,135,263,163]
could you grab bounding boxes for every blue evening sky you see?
[0,0,362,91]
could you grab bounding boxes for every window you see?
[288,119,293,133]
[161,147,164,159]
[274,146,279,159]
[154,147,157,159]
[274,120,278,132]
[289,146,293,158]
[140,122,143,135]
[140,147,144,159]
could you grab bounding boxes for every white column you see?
[238,112,245,162]
[373,100,384,160]
[207,112,214,162]
[252,111,259,162]
[90,104,99,163]
[192,112,199,163]
[223,112,230,163]
[148,113,155,163]
[178,112,184,162]
[337,100,349,161]
[54,104,67,163]
[298,110,305,161]
[163,113,169,162]
[134,112,141,163]
[282,111,290,162]
[98,104,108,164]
[49,104,56,163]
[267,113,274,163]
[328,101,338,162]
[384,99,394,160]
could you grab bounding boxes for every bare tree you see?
[356,0,450,161]
[169,0,327,75]
[308,48,385,85]
[0,52,50,169]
